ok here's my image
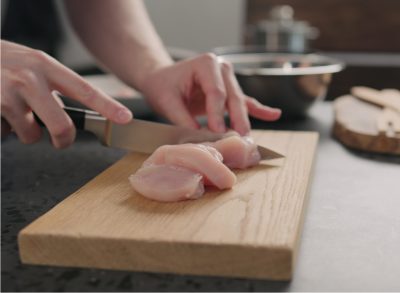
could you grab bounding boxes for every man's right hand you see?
[1,40,132,148]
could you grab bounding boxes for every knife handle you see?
[34,106,89,130]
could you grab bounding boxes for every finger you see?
[18,77,76,149]
[195,54,227,132]
[52,91,65,107]
[41,56,132,124]
[246,97,282,121]
[1,94,42,144]
[159,93,199,129]
[220,61,251,135]
[1,118,12,137]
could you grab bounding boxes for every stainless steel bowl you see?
[214,47,345,119]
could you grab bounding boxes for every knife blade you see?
[41,107,284,160]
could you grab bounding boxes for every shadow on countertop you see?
[2,265,290,292]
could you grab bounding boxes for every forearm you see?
[63,0,173,91]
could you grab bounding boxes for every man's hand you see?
[139,53,282,135]
[1,40,132,148]
[63,0,280,135]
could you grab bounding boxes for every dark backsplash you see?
[245,0,400,99]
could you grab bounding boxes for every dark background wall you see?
[1,0,62,57]
[246,0,400,99]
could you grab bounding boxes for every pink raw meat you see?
[210,135,261,169]
[129,164,204,202]
[129,135,261,202]
[143,144,236,189]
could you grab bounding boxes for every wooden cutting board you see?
[18,130,318,280]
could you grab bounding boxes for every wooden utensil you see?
[351,87,400,135]
[351,86,400,113]
[18,130,318,280]
[333,95,400,155]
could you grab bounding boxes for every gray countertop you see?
[2,102,400,292]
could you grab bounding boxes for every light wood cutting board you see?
[18,130,318,280]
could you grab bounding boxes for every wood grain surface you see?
[18,130,318,280]
[333,95,400,154]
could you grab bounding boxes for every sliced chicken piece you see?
[129,135,261,202]
[143,143,236,189]
[206,135,261,169]
[129,164,204,202]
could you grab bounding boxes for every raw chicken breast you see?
[206,135,261,169]
[129,134,261,202]
[143,144,236,189]
[129,164,204,202]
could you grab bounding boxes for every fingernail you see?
[117,108,133,123]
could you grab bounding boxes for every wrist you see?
[133,54,174,92]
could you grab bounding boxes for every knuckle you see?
[80,82,96,101]
[52,119,75,139]
[28,50,56,74]
[248,97,259,104]
[31,49,51,63]
[221,60,233,72]
[230,94,244,102]
[208,87,226,99]
[1,68,35,89]
[201,52,218,63]
[18,68,39,85]
[5,76,24,91]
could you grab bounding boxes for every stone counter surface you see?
[2,103,400,292]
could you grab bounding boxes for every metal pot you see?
[169,46,345,119]
[214,46,344,119]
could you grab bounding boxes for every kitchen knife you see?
[36,106,284,160]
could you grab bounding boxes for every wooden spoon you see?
[351,87,400,135]
[351,86,400,113]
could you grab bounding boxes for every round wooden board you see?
[333,95,400,155]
